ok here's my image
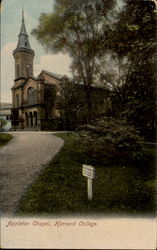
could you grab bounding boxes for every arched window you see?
[29,112,33,127]
[25,112,29,127]
[33,111,38,126]
[27,87,38,105]
[27,87,34,105]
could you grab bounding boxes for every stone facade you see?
[11,70,64,130]
[11,13,64,130]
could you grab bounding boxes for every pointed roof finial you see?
[22,8,24,21]
[19,7,27,36]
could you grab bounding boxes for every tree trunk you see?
[84,85,92,123]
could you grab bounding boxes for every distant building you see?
[0,103,12,131]
[0,103,12,121]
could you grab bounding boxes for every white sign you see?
[82,165,95,179]
[82,165,95,201]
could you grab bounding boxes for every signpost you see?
[82,165,95,201]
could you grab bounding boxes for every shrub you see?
[74,118,145,166]
[0,119,7,128]
[0,133,13,146]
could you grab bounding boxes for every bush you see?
[0,133,13,146]
[74,118,145,166]
[0,119,7,128]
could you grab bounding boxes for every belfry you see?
[11,12,64,130]
[13,11,34,79]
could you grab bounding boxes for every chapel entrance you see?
[25,111,38,129]
[33,111,38,127]
[29,112,33,127]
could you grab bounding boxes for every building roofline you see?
[12,76,37,89]
[13,47,35,56]
[38,70,64,81]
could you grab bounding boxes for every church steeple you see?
[20,10,27,35]
[13,11,35,79]
[14,11,33,52]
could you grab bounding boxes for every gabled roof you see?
[12,76,37,89]
[38,70,64,80]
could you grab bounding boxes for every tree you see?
[56,77,110,130]
[56,76,88,129]
[32,0,116,122]
[101,0,156,139]
[44,84,57,118]
[95,53,131,117]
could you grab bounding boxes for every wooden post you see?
[87,178,93,201]
[82,165,95,201]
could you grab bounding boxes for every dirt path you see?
[0,132,64,215]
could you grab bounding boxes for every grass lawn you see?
[17,133,156,216]
[0,133,13,147]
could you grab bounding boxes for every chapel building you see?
[11,13,110,131]
[11,12,65,130]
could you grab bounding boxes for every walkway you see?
[0,132,64,215]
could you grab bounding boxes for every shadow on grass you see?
[16,133,156,216]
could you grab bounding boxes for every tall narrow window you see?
[16,64,20,78]
[25,65,30,77]
[16,94,19,107]
[27,87,35,105]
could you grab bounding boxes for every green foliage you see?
[0,119,7,128]
[0,133,13,147]
[32,0,156,137]
[57,80,108,130]
[32,0,116,120]
[56,81,87,129]
[16,133,156,215]
[107,1,156,58]
[105,0,156,137]
[44,85,57,118]
[75,118,145,166]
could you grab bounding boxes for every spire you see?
[13,10,34,55]
[19,10,27,35]
[22,8,24,20]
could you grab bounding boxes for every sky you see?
[1,0,72,103]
